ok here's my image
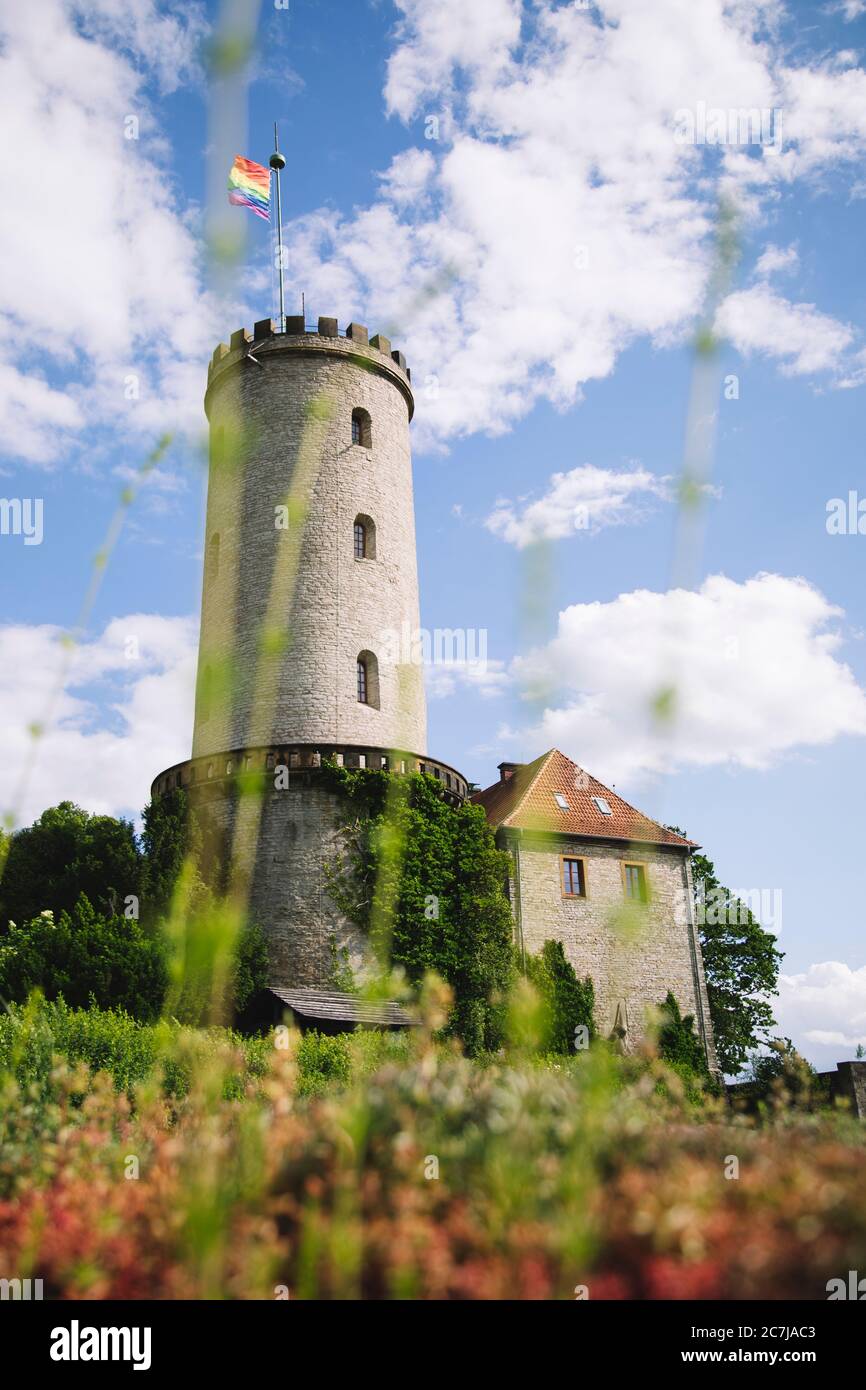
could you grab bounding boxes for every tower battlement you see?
[206,317,413,419]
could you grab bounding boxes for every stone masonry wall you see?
[189,772,367,989]
[509,832,717,1068]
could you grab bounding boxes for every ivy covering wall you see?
[321,764,516,1053]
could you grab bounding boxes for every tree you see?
[140,788,268,1022]
[525,940,595,1054]
[657,990,708,1075]
[668,830,783,1076]
[0,894,168,1021]
[140,788,223,926]
[140,789,191,925]
[323,764,516,1053]
[749,1037,821,1109]
[0,802,141,931]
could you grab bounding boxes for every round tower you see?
[195,315,426,757]
[151,316,467,989]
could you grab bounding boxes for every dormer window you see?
[592,796,612,816]
[351,408,372,448]
[554,793,570,811]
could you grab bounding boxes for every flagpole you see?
[269,123,287,332]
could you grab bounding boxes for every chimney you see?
[497,761,522,783]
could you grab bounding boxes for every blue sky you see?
[2,0,866,1065]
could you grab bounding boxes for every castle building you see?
[151,313,716,1063]
[472,750,717,1068]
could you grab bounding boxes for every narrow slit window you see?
[353,513,376,559]
[356,651,379,708]
[351,408,372,448]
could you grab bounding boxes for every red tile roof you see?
[471,749,697,849]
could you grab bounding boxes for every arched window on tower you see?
[351,408,372,449]
[356,650,380,708]
[353,513,376,560]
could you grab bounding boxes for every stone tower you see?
[151,316,468,989]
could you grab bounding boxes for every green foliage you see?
[162,904,268,1028]
[295,1031,353,1097]
[322,765,516,1053]
[0,894,168,1021]
[140,788,191,924]
[327,938,358,993]
[0,801,141,930]
[140,789,267,1023]
[748,1037,827,1111]
[657,990,708,1077]
[524,940,595,1054]
[140,788,218,925]
[294,1027,415,1098]
[668,830,783,1075]
[233,920,270,1014]
[0,996,270,1108]
[0,791,268,1028]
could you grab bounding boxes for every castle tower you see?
[151,316,467,989]
[194,315,426,758]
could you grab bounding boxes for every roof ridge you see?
[501,748,556,827]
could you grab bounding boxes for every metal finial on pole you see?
[269,122,287,332]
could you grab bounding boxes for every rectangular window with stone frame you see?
[622,861,649,903]
[561,855,586,898]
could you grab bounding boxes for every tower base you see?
[150,744,468,989]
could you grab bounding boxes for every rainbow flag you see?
[227,155,271,222]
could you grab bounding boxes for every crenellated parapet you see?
[205,316,413,420]
[152,744,469,806]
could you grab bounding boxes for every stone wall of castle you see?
[507,831,718,1069]
[188,769,368,989]
[193,321,426,761]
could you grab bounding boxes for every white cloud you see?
[0,1,218,465]
[775,961,866,1070]
[377,148,437,207]
[0,360,85,464]
[384,0,522,122]
[485,465,672,548]
[283,0,866,448]
[74,0,206,94]
[0,614,196,826]
[823,1,866,20]
[425,657,509,701]
[754,242,799,277]
[508,572,866,786]
[716,286,855,376]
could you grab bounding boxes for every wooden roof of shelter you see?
[267,986,417,1027]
